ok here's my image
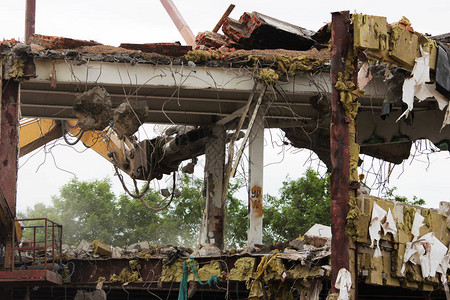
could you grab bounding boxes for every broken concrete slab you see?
[91,240,112,257]
[191,244,221,257]
[77,239,91,252]
[127,241,150,252]
[289,239,307,250]
[113,101,148,136]
[73,87,112,131]
[111,246,123,259]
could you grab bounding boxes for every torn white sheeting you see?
[438,250,450,300]
[401,241,418,275]
[369,202,387,257]
[357,61,372,89]
[397,47,432,122]
[411,211,425,241]
[397,49,450,129]
[418,233,448,278]
[412,47,431,83]
[304,224,332,239]
[335,268,352,300]
[382,208,397,237]
[401,232,448,280]
[397,78,415,121]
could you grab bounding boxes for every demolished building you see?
[0,5,449,300]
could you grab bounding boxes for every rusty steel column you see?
[0,79,20,216]
[204,126,226,249]
[25,0,36,42]
[330,11,351,293]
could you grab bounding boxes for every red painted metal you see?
[25,0,36,42]
[0,269,61,285]
[330,11,351,294]
[0,218,62,285]
[0,80,20,216]
[11,218,62,277]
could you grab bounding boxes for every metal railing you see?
[11,218,63,272]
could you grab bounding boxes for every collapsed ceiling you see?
[1,11,449,170]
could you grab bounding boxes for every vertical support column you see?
[247,108,264,246]
[204,126,226,249]
[25,0,36,42]
[0,79,20,269]
[330,11,351,294]
[0,79,20,217]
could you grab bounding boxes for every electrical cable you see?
[137,172,177,212]
[112,153,176,211]
[56,262,75,281]
[61,121,85,146]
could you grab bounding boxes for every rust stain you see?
[50,61,56,88]
[250,185,263,217]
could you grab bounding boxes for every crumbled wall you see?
[347,195,449,291]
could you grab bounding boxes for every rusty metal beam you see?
[0,80,20,218]
[330,11,351,294]
[25,0,36,42]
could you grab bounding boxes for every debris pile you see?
[347,194,449,291]
[197,11,315,51]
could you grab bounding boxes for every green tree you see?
[224,179,247,248]
[384,187,425,206]
[263,168,331,244]
[52,178,118,245]
[20,175,247,248]
[114,190,165,246]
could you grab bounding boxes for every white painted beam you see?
[30,59,337,95]
[247,106,264,247]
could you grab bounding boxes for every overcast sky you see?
[1,0,449,212]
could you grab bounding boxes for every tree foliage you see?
[384,187,426,206]
[263,169,330,244]
[26,168,418,248]
[20,174,247,248]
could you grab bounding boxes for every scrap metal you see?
[25,0,35,42]
[329,10,352,295]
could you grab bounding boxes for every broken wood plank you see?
[213,4,236,33]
